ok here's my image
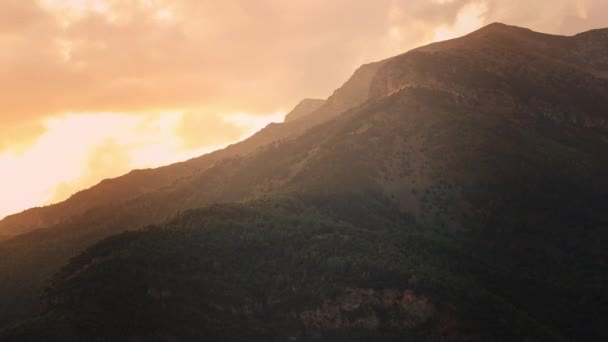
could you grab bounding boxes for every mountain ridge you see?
[3,22,607,240]
[284,98,326,122]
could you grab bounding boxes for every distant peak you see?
[483,22,509,29]
[473,22,531,35]
[284,98,326,122]
[574,27,608,38]
[298,98,326,106]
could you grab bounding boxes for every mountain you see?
[0,57,382,242]
[3,22,606,241]
[1,23,607,341]
[284,98,326,122]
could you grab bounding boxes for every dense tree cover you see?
[1,193,598,341]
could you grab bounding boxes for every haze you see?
[1,0,607,219]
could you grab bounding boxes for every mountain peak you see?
[478,22,511,30]
[467,22,540,39]
[478,22,520,31]
[284,98,326,122]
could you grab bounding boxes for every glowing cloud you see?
[0,111,281,218]
[432,1,489,42]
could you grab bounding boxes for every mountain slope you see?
[284,98,326,122]
[0,23,607,340]
[3,23,606,241]
[0,51,383,241]
[0,53,396,326]
[370,23,608,128]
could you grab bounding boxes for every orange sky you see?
[1,0,607,219]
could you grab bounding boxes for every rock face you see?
[284,98,326,122]
[299,288,434,332]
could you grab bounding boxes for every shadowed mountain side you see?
[0,199,562,341]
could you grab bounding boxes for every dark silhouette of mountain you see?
[1,23,607,341]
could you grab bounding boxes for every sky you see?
[1,0,607,219]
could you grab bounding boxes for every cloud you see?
[0,0,462,132]
[432,1,489,42]
[50,138,132,202]
[0,121,45,153]
[2,0,606,132]
[176,113,247,151]
[0,111,273,218]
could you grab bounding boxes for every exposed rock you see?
[299,288,434,332]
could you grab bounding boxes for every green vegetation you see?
[0,196,565,341]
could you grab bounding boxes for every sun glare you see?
[0,111,282,219]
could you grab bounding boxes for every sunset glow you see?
[432,2,489,42]
[0,111,282,218]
